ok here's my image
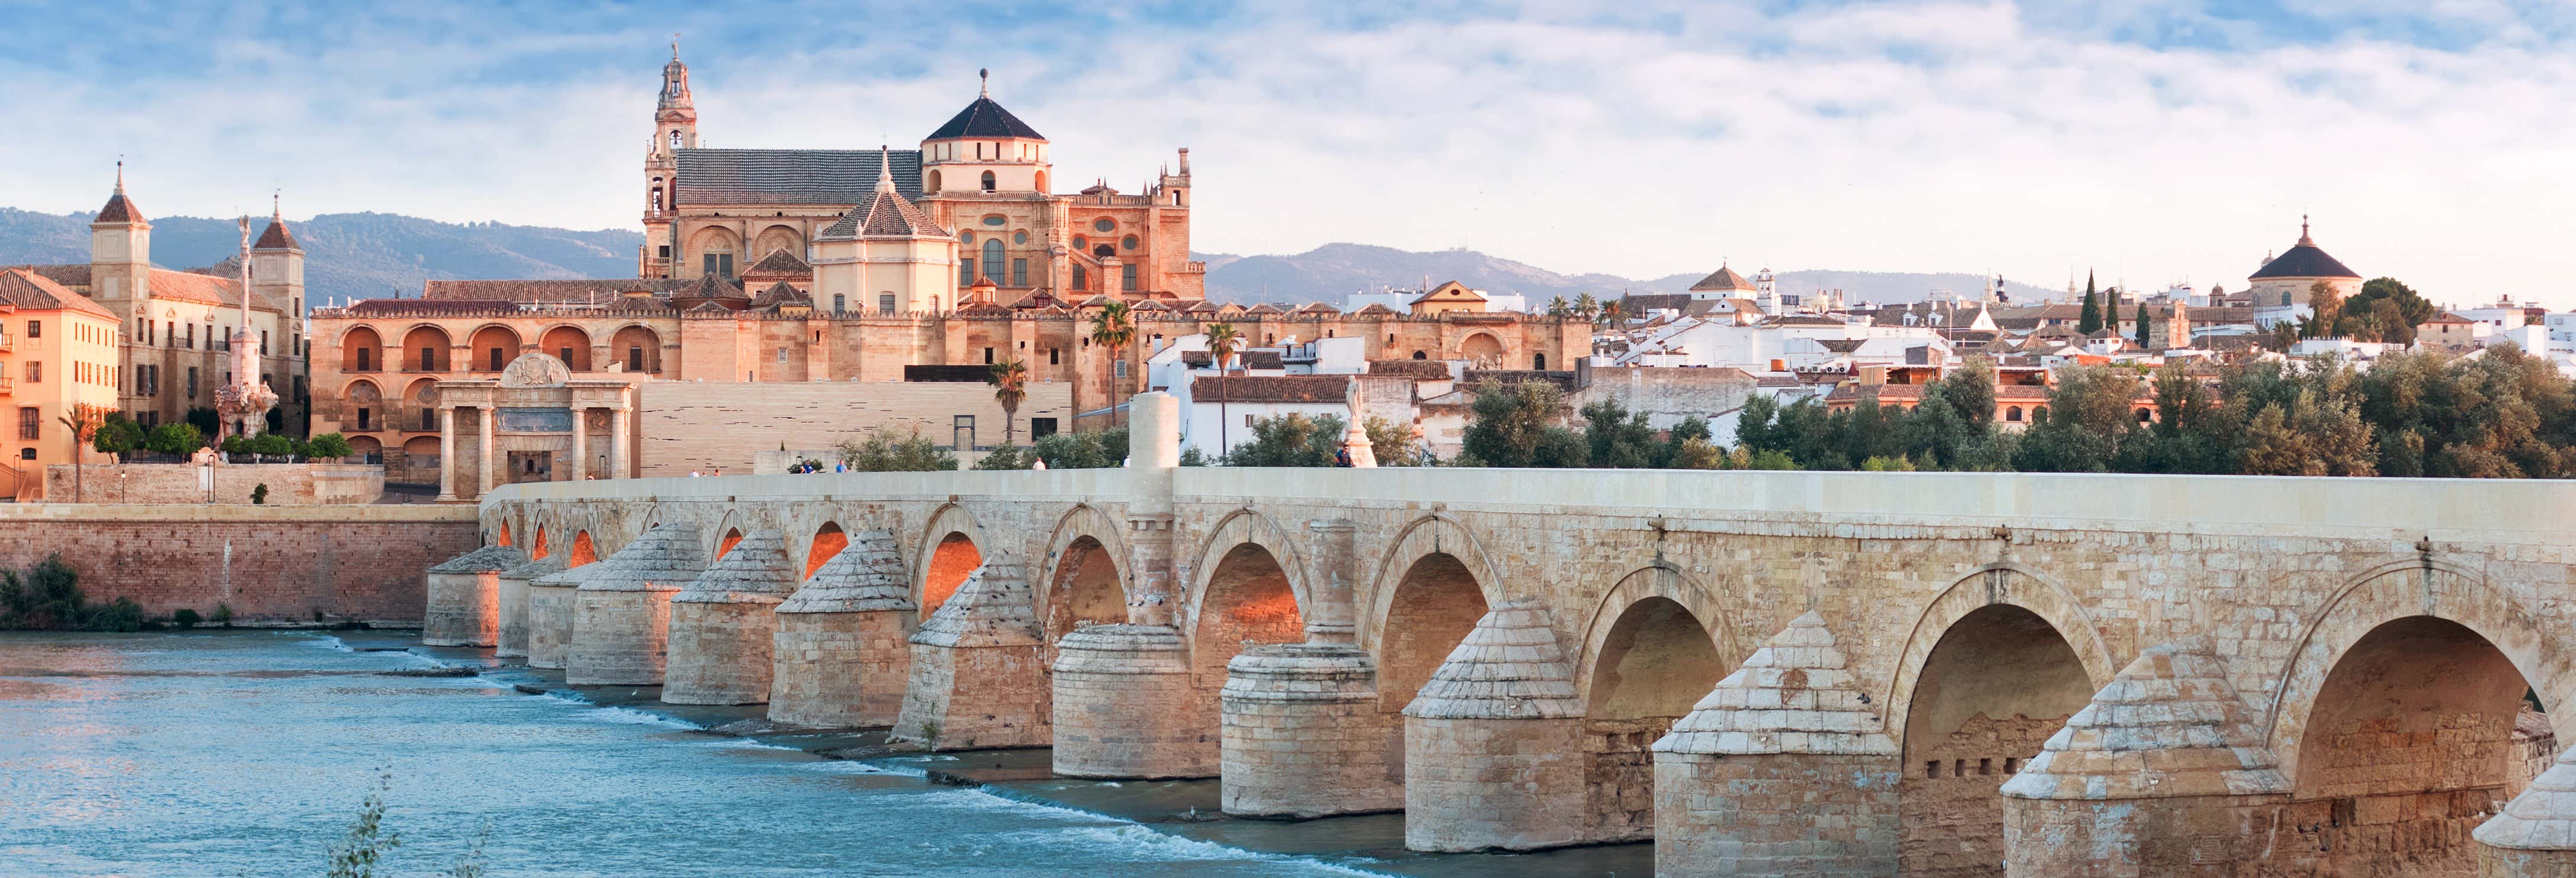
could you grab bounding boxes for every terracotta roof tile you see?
[674,149,922,206]
[0,270,117,318]
[422,279,691,303]
[1190,373,1349,403]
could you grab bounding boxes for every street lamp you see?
[119,470,127,504]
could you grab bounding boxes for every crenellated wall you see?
[457,434,2576,873]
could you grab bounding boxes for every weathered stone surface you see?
[525,560,598,670]
[567,523,706,685]
[1051,624,1205,778]
[664,530,798,706]
[1220,642,1399,818]
[422,544,524,647]
[495,554,562,659]
[892,563,1048,749]
[1404,602,1586,852]
[1655,610,1901,876]
[2477,744,2576,877]
[770,528,914,728]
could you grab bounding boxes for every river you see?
[0,631,1648,876]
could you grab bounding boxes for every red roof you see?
[0,270,117,319]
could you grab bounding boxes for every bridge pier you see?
[495,555,559,658]
[2477,745,2576,875]
[1402,601,1586,853]
[423,545,523,647]
[1654,611,1901,877]
[893,561,1050,750]
[568,522,706,685]
[770,528,915,728]
[526,559,600,669]
[1052,624,1204,777]
[1998,637,2293,876]
[665,530,797,705]
[1222,642,1398,816]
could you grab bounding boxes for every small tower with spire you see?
[250,191,306,333]
[640,36,697,278]
[89,161,154,324]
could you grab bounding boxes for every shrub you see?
[249,434,294,456]
[252,483,270,504]
[145,422,204,456]
[213,602,235,627]
[307,433,354,460]
[89,597,143,633]
[972,444,1034,470]
[94,413,145,456]
[834,428,957,472]
[173,608,202,629]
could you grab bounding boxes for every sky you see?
[6,1,2572,307]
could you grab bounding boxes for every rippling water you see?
[0,632,1373,876]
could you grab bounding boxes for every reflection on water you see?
[0,632,1367,876]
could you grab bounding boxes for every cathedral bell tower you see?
[89,162,151,324]
[642,37,696,278]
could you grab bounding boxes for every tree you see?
[1574,293,1599,322]
[56,403,107,502]
[2344,277,2437,345]
[835,428,958,472]
[184,406,221,440]
[1363,415,1420,466]
[987,358,1029,447]
[973,443,1035,470]
[2302,280,2344,339]
[1087,301,1136,425]
[2133,304,2151,348]
[1205,322,1243,456]
[1546,296,1570,318]
[92,412,143,457]
[2105,290,2122,337]
[307,433,354,460]
[1460,380,1584,467]
[145,422,203,456]
[1227,413,1342,466]
[1599,299,1625,327]
[1581,399,1657,469]
[2077,271,2103,335]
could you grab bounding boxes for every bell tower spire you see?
[643,37,696,278]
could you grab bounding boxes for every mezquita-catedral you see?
[302,48,1585,496]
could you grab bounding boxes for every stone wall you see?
[636,380,1074,477]
[44,462,384,505]
[0,504,476,622]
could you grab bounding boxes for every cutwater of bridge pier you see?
[426,392,2576,876]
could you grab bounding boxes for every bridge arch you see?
[1039,504,1132,652]
[2266,557,2571,787]
[1572,563,1738,842]
[913,503,989,619]
[1885,565,2117,876]
[804,520,848,579]
[1360,514,1507,648]
[1186,508,1310,680]
[568,529,599,567]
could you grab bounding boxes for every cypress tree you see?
[2077,271,2103,334]
[2135,304,2151,348]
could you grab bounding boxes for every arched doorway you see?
[1460,332,1504,366]
[1044,536,1126,662]
[1582,596,1725,842]
[806,522,846,578]
[611,325,663,374]
[2282,616,2543,874]
[468,325,522,373]
[1899,604,2095,877]
[568,531,597,567]
[403,378,439,432]
[339,326,382,371]
[540,325,592,371]
[921,532,981,619]
[344,380,382,432]
[400,325,450,372]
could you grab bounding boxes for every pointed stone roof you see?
[430,544,527,575]
[254,201,300,252]
[1689,264,1758,293]
[674,530,799,605]
[2249,219,2360,280]
[94,169,142,225]
[906,563,1040,649]
[1655,610,1897,756]
[685,300,734,315]
[686,273,745,299]
[530,558,608,589]
[745,248,812,275]
[1352,303,1401,316]
[576,522,706,594]
[1245,303,1287,315]
[926,92,1046,141]
[2475,743,2576,850]
[780,529,912,614]
[1402,602,1582,720]
[818,151,949,241]
[749,281,811,310]
[2000,637,2290,801]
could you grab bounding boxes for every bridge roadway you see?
[421,394,2576,876]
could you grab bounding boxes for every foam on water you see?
[302,635,354,652]
[917,787,1124,825]
[700,738,801,752]
[575,706,704,730]
[1039,825,1391,874]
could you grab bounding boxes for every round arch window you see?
[1093,218,1116,232]
[1122,235,1138,251]
[1072,235,1088,251]
[960,231,975,244]
[1013,230,1029,245]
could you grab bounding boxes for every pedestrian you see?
[1335,447,1353,467]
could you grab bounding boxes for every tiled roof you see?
[1619,293,1694,313]
[344,298,518,316]
[1351,303,1401,316]
[685,273,746,299]
[1244,303,1287,315]
[149,270,251,308]
[5,264,89,287]
[95,187,141,224]
[1462,369,1577,391]
[744,248,812,275]
[1190,373,1350,403]
[816,171,947,241]
[925,95,1046,140]
[1180,300,1222,314]
[1817,339,1866,353]
[0,270,117,318]
[607,294,680,315]
[422,279,691,303]
[673,149,923,206]
[749,281,811,309]
[1368,359,1452,379]
[2250,231,2360,280]
[1293,302,1340,315]
[685,300,734,315]
[254,216,300,251]
[1688,265,1757,293]
[1182,350,1285,370]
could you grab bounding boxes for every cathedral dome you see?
[925,72,1045,142]
[2250,218,2359,280]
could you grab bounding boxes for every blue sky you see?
[7,1,2572,305]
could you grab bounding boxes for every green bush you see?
[306,433,355,459]
[834,428,958,472]
[0,555,146,632]
[252,483,270,504]
[1030,429,1128,469]
[89,597,143,633]
[249,434,294,456]
[172,608,201,629]
[213,602,235,627]
[145,422,203,456]
[93,413,145,455]
[972,444,1034,470]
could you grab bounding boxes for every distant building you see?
[0,270,126,499]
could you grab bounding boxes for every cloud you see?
[4,1,2572,306]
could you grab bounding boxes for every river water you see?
[0,632,1647,876]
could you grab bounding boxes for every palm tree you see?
[987,358,1029,447]
[1600,299,1624,326]
[1546,296,1569,317]
[1206,322,1242,460]
[1575,292,1599,322]
[57,403,104,503]
[1087,300,1135,426]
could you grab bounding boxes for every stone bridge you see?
[425,395,2576,876]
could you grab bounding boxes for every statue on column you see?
[212,216,277,439]
[1339,375,1377,468]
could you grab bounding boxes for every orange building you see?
[1,270,127,499]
